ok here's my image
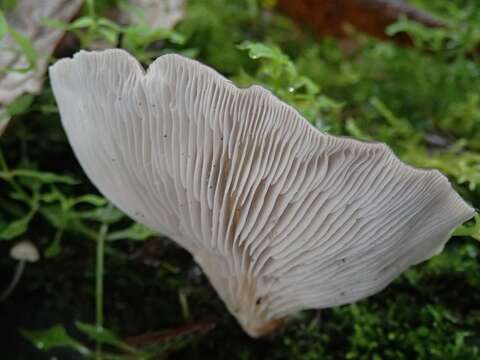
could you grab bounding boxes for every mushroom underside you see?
[49,49,475,337]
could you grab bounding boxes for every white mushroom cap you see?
[0,0,84,103]
[120,0,185,29]
[0,0,83,135]
[10,240,40,263]
[49,49,475,337]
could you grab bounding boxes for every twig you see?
[125,318,218,347]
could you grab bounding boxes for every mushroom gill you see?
[49,49,475,337]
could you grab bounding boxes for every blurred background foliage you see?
[0,0,479,359]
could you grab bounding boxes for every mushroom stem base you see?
[244,317,286,338]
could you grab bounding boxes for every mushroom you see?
[48,49,475,337]
[119,0,185,29]
[1,240,39,301]
[0,0,84,135]
[90,0,185,51]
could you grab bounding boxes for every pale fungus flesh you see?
[10,240,40,263]
[49,49,475,337]
[0,0,84,136]
[1,241,39,301]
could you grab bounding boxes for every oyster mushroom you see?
[48,49,475,337]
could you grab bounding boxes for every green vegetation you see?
[1,0,479,359]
